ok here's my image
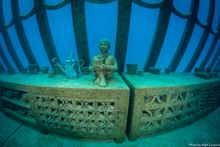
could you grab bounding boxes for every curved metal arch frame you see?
[133,0,164,9]
[208,45,220,70]
[168,0,199,72]
[0,43,13,70]
[0,0,23,71]
[43,0,71,10]
[86,0,116,4]
[0,59,5,71]
[11,0,39,68]
[143,0,172,71]
[0,0,219,72]
[184,0,215,72]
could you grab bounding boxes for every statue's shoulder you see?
[106,54,116,60]
[93,54,101,60]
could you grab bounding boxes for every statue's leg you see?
[98,72,107,87]
[94,71,101,84]
[106,71,114,80]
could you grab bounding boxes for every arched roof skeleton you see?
[0,0,219,72]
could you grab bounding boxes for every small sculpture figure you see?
[89,39,118,87]
[51,53,84,79]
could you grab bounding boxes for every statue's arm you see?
[106,57,118,71]
[89,58,94,71]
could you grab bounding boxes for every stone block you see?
[0,73,129,142]
[122,72,220,140]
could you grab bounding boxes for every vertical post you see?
[0,60,5,72]
[0,44,13,70]
[0,0,23,70]
[184,0,215,72]
[114,0,132,72]
[200,38,218,68]
[213,58,220,72]
[11,0,39,68]
[208,47,220,70]
[34,0,59,66]
[144,0,172,71]
[200,19,220,68]
[169,1,199,72]
[71,0,90,66]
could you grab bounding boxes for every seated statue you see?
[89,39,118,87]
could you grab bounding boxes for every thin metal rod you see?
[71,0,90,66]
[114,0,132,72]
[0,60,5,71]
[43,0,71,10]
[144,0,172,71]
[169,0,199,72]
[208,47,220,70]
[184,0,215,72]
[133,0,163,9]
[0,44,13,70]
[12,0,39,68]
[200,17,220,68]
[34,0,60,66]
[0,1,23,70]
[213,57,220,72]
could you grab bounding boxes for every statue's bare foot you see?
[98,74,107,87]
[98,80,107,87]
[94,76,100,84]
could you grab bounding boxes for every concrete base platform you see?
[0,107,220,146]
[0,73,129,142]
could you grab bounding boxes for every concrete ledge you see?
[1,73,220,142]
[122,73,220,140]
[0,73,129,142]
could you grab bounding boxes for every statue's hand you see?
[94,64,106,70]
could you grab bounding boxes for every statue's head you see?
[99,39,110,54]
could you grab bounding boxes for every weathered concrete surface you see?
[0,73,129,142]
[123,72,220,140]
[1,107,220,147]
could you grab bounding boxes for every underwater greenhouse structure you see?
[0,0,220,145]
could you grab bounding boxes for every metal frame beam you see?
[184,0,215,72]
[169,1,199,72]
[71,0,90,66]
[0,60,5,71]
[0,0,23,71]
[208,46,220,70]
[144,0,172,71]
[12,0,39,68]
[0,44,13,70]
[34,0,59,66]
[114,0,132,72]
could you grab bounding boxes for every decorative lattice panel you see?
[29,94,125,141]
[140,90,204,133]
[128,81,220,140]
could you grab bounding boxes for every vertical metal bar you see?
[213,57,220,72]
[169,1,199,72]
[71,0,90,66]
[0,60,5,71]
[184,0,215,72]
[208,47,220,70]
[0,0,23,70]
[114,0,132,72]
[0,44,13,70]
[34,0,59,66]
[184,31,209,72]
[11,0,39,68]
[200,18,220,68]
[144,0,172,71]
[200,37,218,68]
